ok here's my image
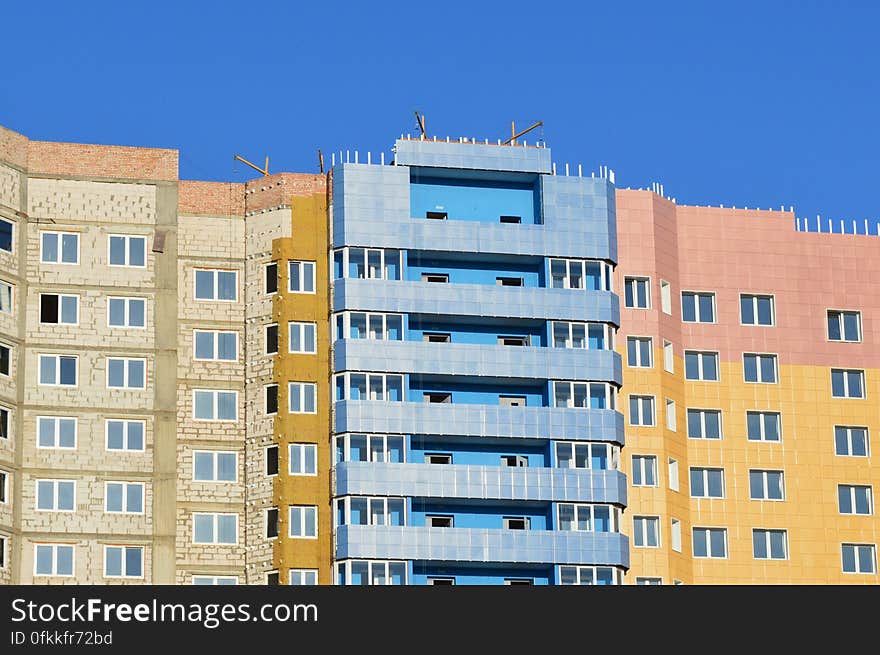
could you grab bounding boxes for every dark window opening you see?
[266,571,280,586]
[0,219,12,252]
[0,345,8,376]
[496,277,523,287]
[265,324,278,355]
[426,211,448,220]
[265,262,278,294]
[426,453,452,465]
[503,517,529,530]
[499,336,528,346]
[499,215,522,224]
[266,508,279,538]
[40,294,59,324]
[0,408,7,439]
[427,515,454,528]
[265,385,278,415]
[428,577,455,585]
[424,333,451,343]
[424,392,452,404]
[502,455,528,467]
[422,273,449,284]
[505,578,533,585]
[265,445,279,476]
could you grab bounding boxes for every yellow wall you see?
[271,191,332,583]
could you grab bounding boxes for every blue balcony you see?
[333,339,622,384]
[332,278,620,324]
[333,400,625,444]
[335,461,627,505]
[335,524,629,568]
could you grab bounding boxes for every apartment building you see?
[0,122,876,585]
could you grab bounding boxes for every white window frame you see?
[193,329,238,361]
[265,445,279,477]
[107,234,147,268]
[192,389,239,422]
[289,443,318,476]
[668,458,679,491]
[264,323,278,355]
[289,382,318,414]
[40,230,80,265]
[752,529,788,561]
[663,340,674,373]
[288,321,317,354]
[289,505,318,539]
[746,411,782,442]
[660,280,672,314]
[193,268,238,302]
[631,454,658,487]
[192,512,238,545]
[626,336,653,368]
[692,527,728,559]
[841,543,877,575]
[38,292,79,326]
[671,518,682,552]
[628,395,655,426]
[107,296,147,329]
[192,450,238,483]
[103,545,144,579]
[36,416,77,450]
[687,408,723,440]
[37,353,78,387]
[104,481,145,514]
[749,469,785,501]
[553,381,617,410]
[289,569,319,585]
[549,258,612,291]
[827,309,862,342]
[288,260,317,293]
[556,503,619,533]
[0,469,9,505]
[690,467,725,499]
[681,290,716,323]
[740,293,775,326]
[335,311,405,342]
[665,398,676,431]
[336,496,407,527]
[831,368,866,399]
[684,350,719,381]
[632,516,661,548]
[743,353,778,384]
[333,248,401,282]
[551,321,614,351]
[557,565,623,586]
[834,425,870,457]
[35,479,76,512]
[0,217,13,253]
[106,357,147,390]
[105,418,146,452]
[624,276,651,309]
[334,434,407,464]
[33,544,75,577]
[838,484,874,516]
[0,280,13,315]
[192,575,238,585]
[334,373,404,403]
[554,441,618,471]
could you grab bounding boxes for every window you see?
[193,389,238,421]
[265,384,278,415]
[660,280,672,314]
[0,470,8,504]
[104,546,143,579]
[39,293,78,325]
[747,411,781,442]
[743,353,777,383]
[624,276,650,309]
[193,330,237,361]
[36,479,75,511]
[192,576,238,585]
[423,273,449,284]
[838,485,873,515]
[40,231,79,264]
[106,419,145,451]
[500,395,526,407]
[503,517,530,530]
[498,335,528,346]
[831,368,865,398]
[105,482,144,514]
[552,321,612,350]
[108,297,146,328]
[753,529,787,560]
[336,560,407,585]
[740,294,774,326]
[496,276,523,287]
[499,215,521,224]
[558,504,618,533]
[289,382,317,413]
[692,527,727,558]
[37,416,77,449]
[423,332,450,343]
[333,248,400,281]
[289,322,317,353]
[427,515,453,528]
[108,234,146,267]
[665,399,676,431]
[0,280,12,314]
[289,505,318,538]
[554,381,617,410]
[290,569,319,585]
[337,312,403,341]
[502,455,528,467]
[627,337,652,367]
[558,566,622,586]
[193,513,238,544]
[633,516,660,548]
[265,445,279,476]
[107,357,146,389]
[289,443,318,476]
[685,351,719,381]
[0,407,8,440]
[193,451,237,482]
[266,508,279,539]
[0,218,12,252]
[335,497,406,527]
[668,458,679,491]
[426,211,447,220]
[194,269,237,301]
[749,470,785,501]
[334,373,404,402]
[34,544,74,576]
[549,258,612,291]
[265,262,278,295]
[835,426,869,457]
[681,291,715,323]
[842,544,877,574]
[671,518,682,552]
[629,395,655,426]
[663,340,673,373]
[636,577,663,585]
[428,577,456,585]
[426,453,452,465]
[265,324,278,355]
[334,434,405,464]
[504,579,533,585]
[631,455,657,487]
[555,442,618,470]
[687,409,722,440]
[38,354,77,386]
[828,310,861,342]
[0,535,5,568]
[690,467,725,498]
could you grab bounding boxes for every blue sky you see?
[2,1,878,222]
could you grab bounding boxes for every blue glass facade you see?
[331,139,627,585]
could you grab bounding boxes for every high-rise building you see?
[0,123,877,585]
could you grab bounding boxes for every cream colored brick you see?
[27,178,156,224]
[0,164,21,209]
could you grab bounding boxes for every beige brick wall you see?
[0,164,20,210]
[20,538,153,584]
[27,178,156,224]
